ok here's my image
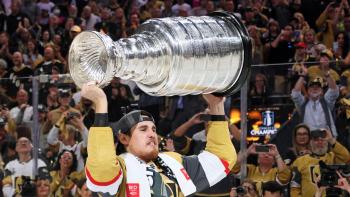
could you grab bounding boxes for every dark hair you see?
[262,181,283,194]
[335,31,350,58]
[51,149,77,174]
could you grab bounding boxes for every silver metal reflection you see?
[69,12,251,96]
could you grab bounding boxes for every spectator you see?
[35,167,52,197]
[35,45,64,75]
[308,49,340,83]
[230,179,259,197]
[292,63,339,136]
[284,124,311,165]
[0,32,12,67]
[249,73,271,106]
[190,0,207,16]
[6,0,28,36]
[206,0,215,14]
[333,31,350,69]
[268,23,296,93]
[290,129,350,196]
[50,149,80,196]
[315,2,341,49]
[248,25,264,65]
[172,0,191,16]
[233,143,291,195]
[47,114,88,172]
[161,0,174,17]
[80,5,101,31]
[48,15,65,38]
[22,39,44,69]
[44,89,80,134]
[3,51,33,98]
[9,89,33,125]
[2,130,47,197]
[270,0,291,28]
[302,28,318,61]
[38,30,53,53]
[224,0,241,19]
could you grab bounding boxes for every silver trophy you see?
[68,12,251,96]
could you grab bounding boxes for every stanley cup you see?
[68,12,251,96]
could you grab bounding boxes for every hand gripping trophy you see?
[68,12,251,96]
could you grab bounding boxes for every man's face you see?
[17,90,28,104]
[44,47,55,61]
[15,137,32,154]
[310,137,328,155]
[12,52,23,66]
[127,121,159,161]
[307,85,322,100]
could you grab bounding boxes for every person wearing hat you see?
[290,128,350,197]
[2,125,47,197]
[43,88,80,134]
[291,61,339,137]
[307,48,340,83]
[81,82,236,197]
[70,25,81,38]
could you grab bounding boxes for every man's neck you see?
[18,153,31,163]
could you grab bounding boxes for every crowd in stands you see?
[0,0,349,196]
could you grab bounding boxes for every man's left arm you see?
[203,95,236,170]
[179,95,236,193]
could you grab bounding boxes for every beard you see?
[311,143,328,156]
[139,148,159,162]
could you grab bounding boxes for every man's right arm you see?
[82,83,123,195]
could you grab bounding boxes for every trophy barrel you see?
[68,11,251,96]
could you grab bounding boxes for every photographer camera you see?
[290,129,350,197]
[230,179,258,197]
[47,110,88,172]
[314,161,350,197]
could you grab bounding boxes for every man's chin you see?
[139,149,159,162]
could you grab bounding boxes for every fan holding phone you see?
[232,143,291,195]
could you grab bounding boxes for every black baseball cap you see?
[58,89,71,97]
[310,129,327,139]
[110,110,155,134]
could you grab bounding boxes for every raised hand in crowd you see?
[335,171,350,193]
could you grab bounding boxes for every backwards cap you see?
[111,110,155,134]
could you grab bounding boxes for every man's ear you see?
[118,133,130,146]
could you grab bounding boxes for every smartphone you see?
[199,114,211,121]
[255,145,270,153]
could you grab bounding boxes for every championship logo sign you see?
[250,111,277,136]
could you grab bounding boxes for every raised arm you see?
[81,82,123,195]
[202,94,236,170]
